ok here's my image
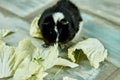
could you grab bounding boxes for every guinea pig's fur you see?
[38,0,82,45]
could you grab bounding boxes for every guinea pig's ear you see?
[71,22,83,43]
[79,14,83,22]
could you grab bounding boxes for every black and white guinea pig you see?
[38,0,83,45]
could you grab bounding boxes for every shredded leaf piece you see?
[12,40,78,80]
[68,38,108,68]
[0,42,15,78]
[0,29,14,38]
[30,17,43,38]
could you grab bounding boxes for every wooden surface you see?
[0,0,53,17]
[71,0,120,26]
[0,0,120,80]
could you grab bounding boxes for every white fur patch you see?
[53,12,65,42]
[53,12,64,23]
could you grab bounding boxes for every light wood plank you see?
[45,61,117,80]
[106,69,120,80]
[0,0,53,17]
[71,0,120,26]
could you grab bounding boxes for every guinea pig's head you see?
[38,0,82,45]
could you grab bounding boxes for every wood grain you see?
[71,0,120,26]
[0,0,120,80]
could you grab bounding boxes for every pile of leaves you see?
[0,18,107,80]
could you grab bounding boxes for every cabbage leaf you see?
[0,29,13,38]
[30,17,43,38]
[13,40,78,80]
[0,42,15,78]
[68,38,108,68]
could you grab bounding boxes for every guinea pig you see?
[38,0,83,45]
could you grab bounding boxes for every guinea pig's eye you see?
[60,19,69,25]
[42,16,54,26]
[42,22,50,25]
